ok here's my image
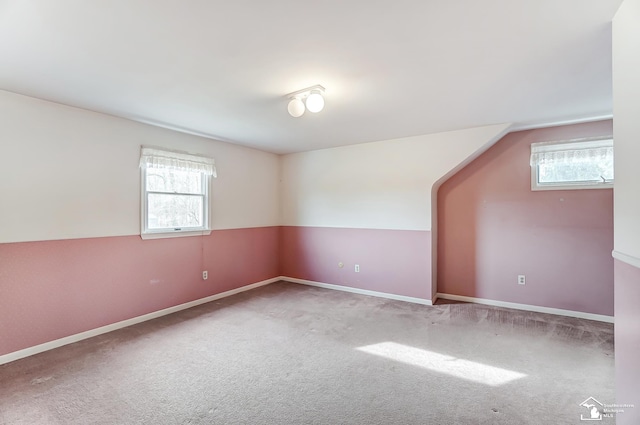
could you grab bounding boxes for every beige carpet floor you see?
[0,281,614,424]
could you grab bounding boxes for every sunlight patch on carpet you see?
[357,342,527,386]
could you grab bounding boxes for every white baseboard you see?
[0,277,281,366]
[435,293,614,323]
[2,276,613,366]
[612,250,640,270]
[283,277,433,306]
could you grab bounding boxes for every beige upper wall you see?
[280,124,511,231]
[613,0,640,262]
[0,88,512,241]
[0,90,280,243]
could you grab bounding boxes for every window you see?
[139,147,216,239]
[530,138,613,190]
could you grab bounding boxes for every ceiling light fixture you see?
[287,97,305,118]
[285,85,326,117]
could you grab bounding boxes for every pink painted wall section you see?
[437,121,614,316]
[0,227,279,356]
[615,259,640,424]
[280,226,431,300]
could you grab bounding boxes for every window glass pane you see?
[146,168,203,194]
[147,194,203,229]
[538,156,614,184]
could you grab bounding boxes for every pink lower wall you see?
[437,121,614,316]
[0,227,279,356]
[280,226,431,300]
[615,259,640,424]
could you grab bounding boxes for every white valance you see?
[139,147,217,177]
[530,138,613,166]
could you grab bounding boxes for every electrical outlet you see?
[355,264,360,272]
[202,271,208,280]
[517,275,525,285]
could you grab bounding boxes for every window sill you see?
[140,229,212,240]
[531,183,613,191]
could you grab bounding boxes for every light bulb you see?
[305,91,324,113]
[287,98,305,117]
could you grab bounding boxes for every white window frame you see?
[139,147,216,240]
[530,137,614,191]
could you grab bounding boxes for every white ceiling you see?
[0,0,622,154]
